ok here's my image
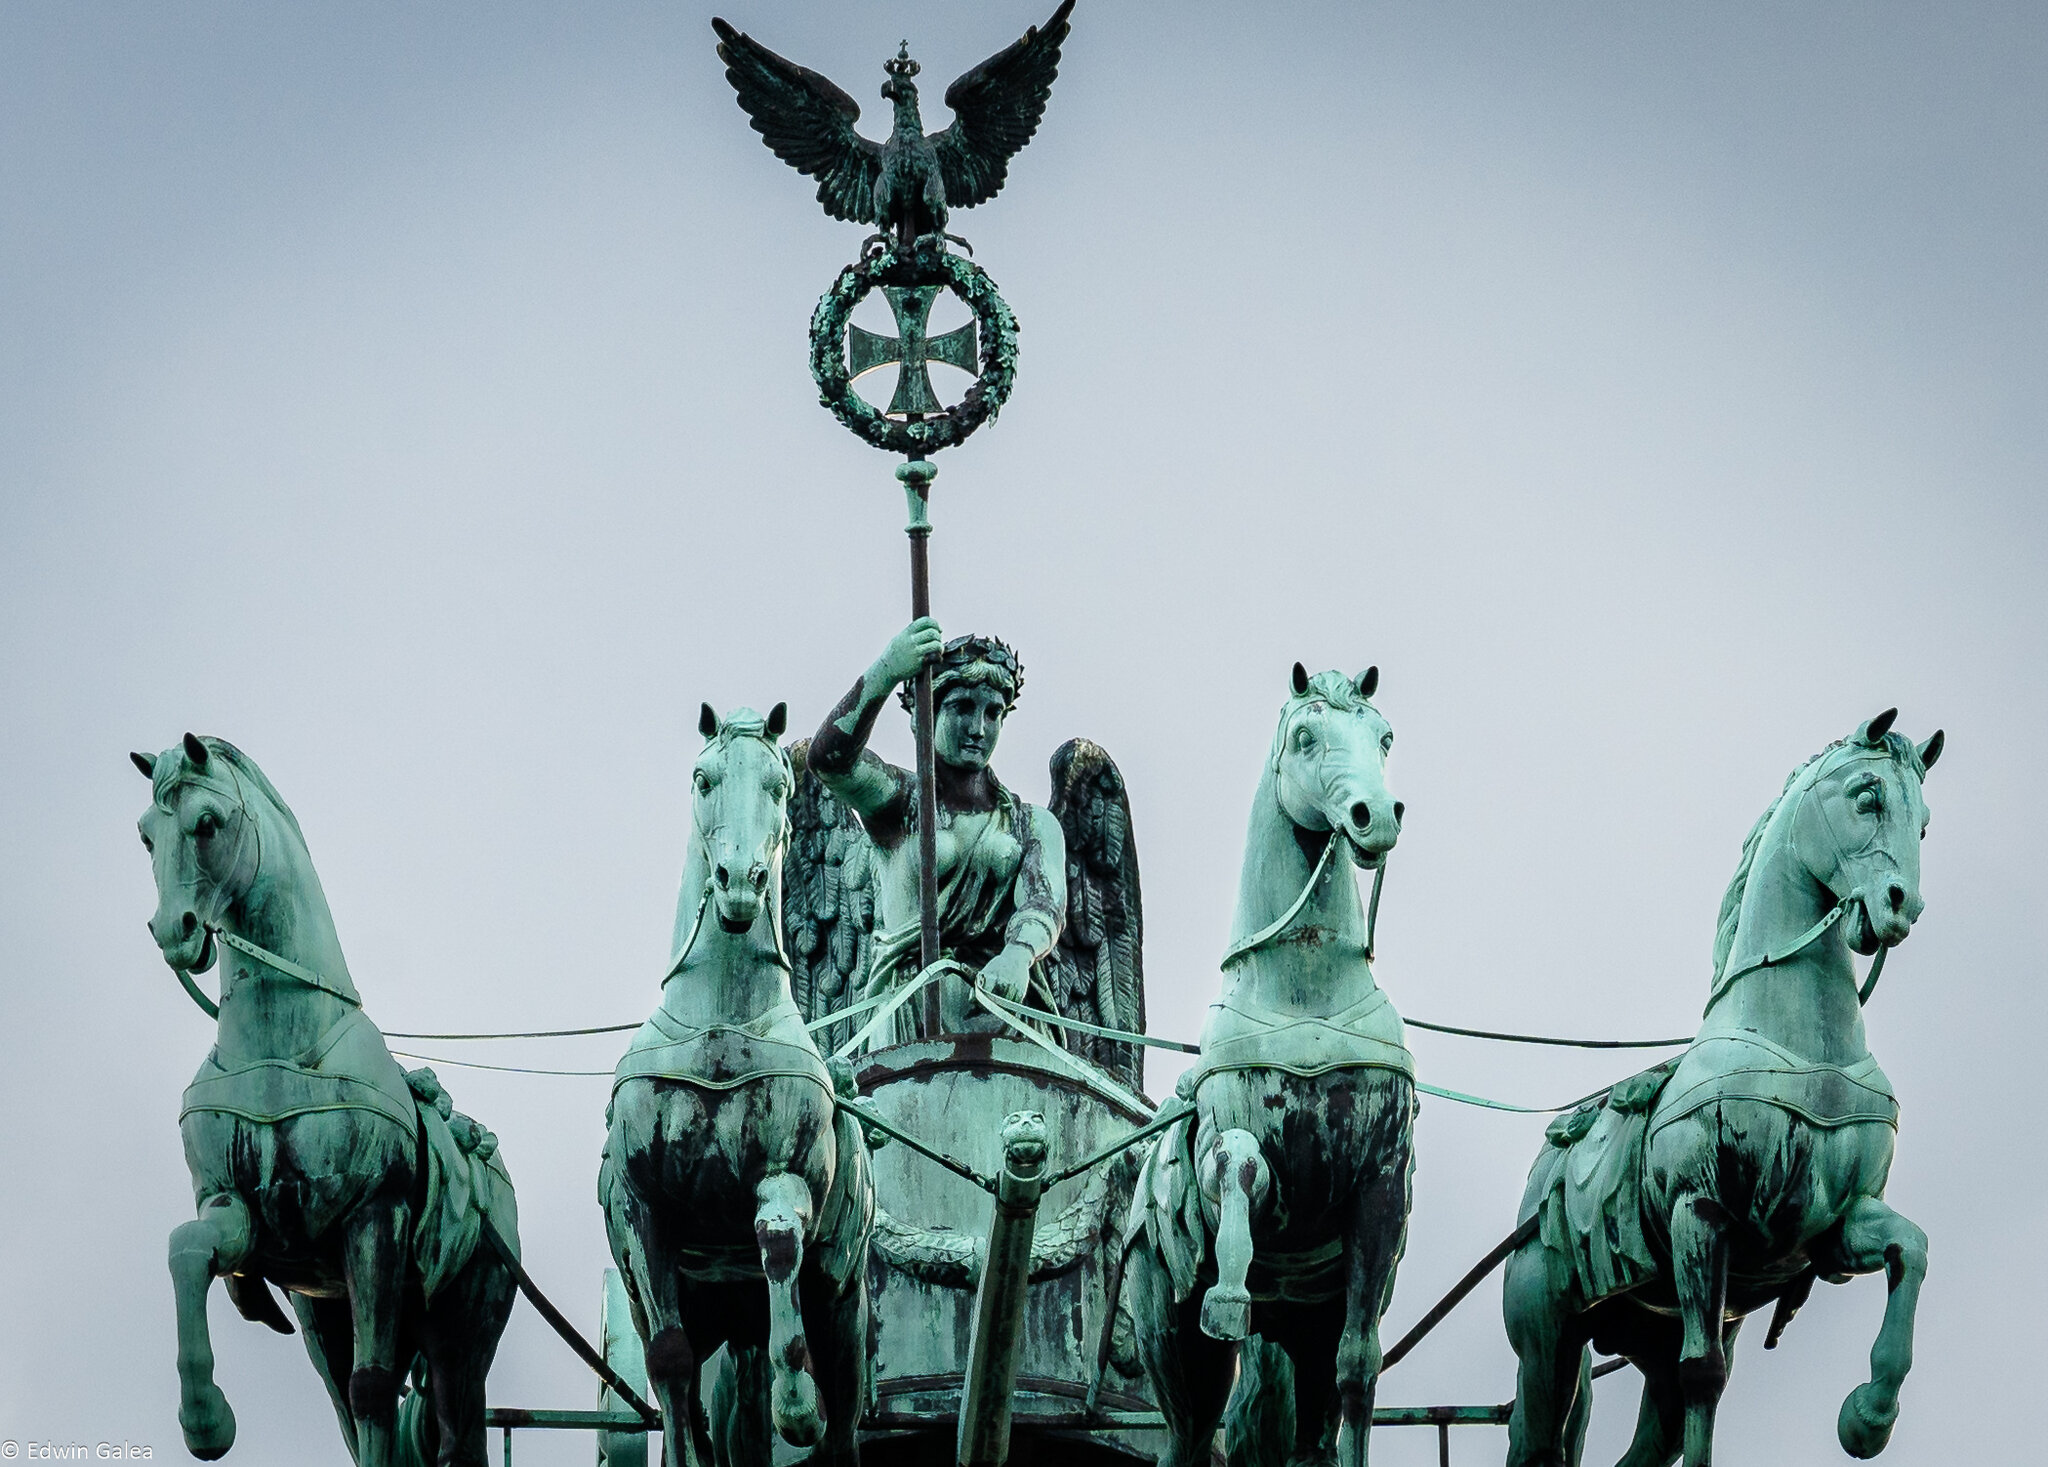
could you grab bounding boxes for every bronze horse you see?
[1126,666,1410,1467]
[602,704,874,1467]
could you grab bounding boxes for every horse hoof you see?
[180,1386,237,1460]
[772,1371,825,1447]
[1838,1382,1898,1458]
[1199,1284,1251,1341]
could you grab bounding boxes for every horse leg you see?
[801,1271,868,1467]
[342,1198,411,1467]
[1201,1128,1270,1341]
[1332,1167,1406,1467]
[753,1172,824,1447]
[1223,1334,1297,1467]
[167,1191,253,1460]
[1131,1246,1237,1467]
[1823,1196,1929,1458]
[1502,1246,1585,1467]
[291,1292,362,1461]
[626,1218,708,1467]
[1668,1198,1729,1467]
[1614,1355,1683,1467]
[420,1240,519,1467]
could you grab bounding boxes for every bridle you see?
[1710,743,1913,1008]
[662,730,794,985]
[162,754,359,1019]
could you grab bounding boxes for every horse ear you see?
[1355,666,1379,699]
[699,703,720,740]
[182,732,209,768]
[130,751,157,778]
[1917,729,1944,772]
[766,702,788,739]
[1291,663,1310,697]
[1858,708,1899,745]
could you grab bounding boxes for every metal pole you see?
[956,1118,1048,1467]
[901,456,943,1036]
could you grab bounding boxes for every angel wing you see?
[1045,737,1146,1091]
[933,0,1076,210]
[713,19,883,223]
[783,738,878,1052]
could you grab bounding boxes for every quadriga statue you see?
[1126,664,1411,1467]
[133,735,519,1467]
[1503,710,1944,1467]
[601,703,875,1467]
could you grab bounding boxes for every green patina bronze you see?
[600,704,875,1467]
[849,284,979,418]
[1502,711,1945,1467]
[1125,666,1413,1467]
[131,735,519,1467]
[809,243,1019,456]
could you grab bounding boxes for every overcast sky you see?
[3,3,2043,1464]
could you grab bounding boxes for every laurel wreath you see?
[808,244,1019,456]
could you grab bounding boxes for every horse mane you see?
[156,736,307,846]
[1709,731,1925,984]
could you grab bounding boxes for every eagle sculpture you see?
[712,1,1076,244]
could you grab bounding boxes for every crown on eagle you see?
[884,42,920,81]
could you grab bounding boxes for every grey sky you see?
[3,3,2042,1463]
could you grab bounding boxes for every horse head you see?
[693,702,793,934]
[131,733,264,975]
[1789,709,1943,954]
[1270,663,1402,867]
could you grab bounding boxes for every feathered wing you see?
[1045,737,1146,1091]
[783,739,878,1052]
[932,0,1075,210]
[713,19,883,223]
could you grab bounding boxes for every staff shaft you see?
[902,459,942,1035]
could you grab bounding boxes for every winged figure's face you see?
[934,684,1009,772]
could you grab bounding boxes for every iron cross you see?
[848,285,979,417]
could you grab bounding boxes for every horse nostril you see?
[1349,802,1372,831]
[714,864,731,891]
[749,864,769,891]
[181,911,198,936]
[1392,801,1405,825]
[1887,884,1905,912]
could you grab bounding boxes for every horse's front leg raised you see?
[1333,1165,1408,1467]
[1669,1196,1731,1467]
[168,1192,255,1460]
[755,1172,824,1447]
[342,1198,411,1467]
[1823,1196,1928,1458]
[1199,1128,1270,1341]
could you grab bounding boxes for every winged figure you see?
[712,1,1076,243]
[781,620,1147,1090]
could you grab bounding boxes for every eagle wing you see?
[932,0,1075,211]
[713,19,883,224]
[1045,737,1147,1092]
[782,738,878,1052]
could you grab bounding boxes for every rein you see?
[1222,834,1386,969]
[168,757,361,1018]
[1712,896,1889,1007]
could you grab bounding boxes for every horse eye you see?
[140,834,153,852]
[1380,733,1394,753]
[1853,788,1881,815]
[694,771,712,794]
[195,812,219,838]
